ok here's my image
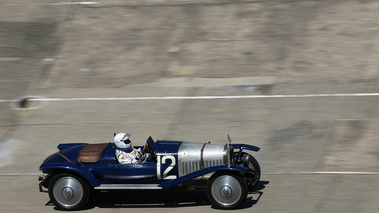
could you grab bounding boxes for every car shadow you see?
[237,180,269,209]
[85,189,209,209]
[73,180,269,210]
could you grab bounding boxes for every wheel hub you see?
[220,185,232,198]
[62,187,74,200]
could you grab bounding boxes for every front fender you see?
[159,165,247,189]
[231,144,260,152]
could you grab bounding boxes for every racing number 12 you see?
[157,155,176,179]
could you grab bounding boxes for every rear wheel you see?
[48,173,90,210]
[206,173,248,209]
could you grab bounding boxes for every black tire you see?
[48,173,90,210]
[206,173,248,209]
[235,152,261,190]
[246,154,261,190]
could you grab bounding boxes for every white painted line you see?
[42,58,55,62]
[0,100,16,103]
[1,93,379,104]
[51,2,98,5]
[16,93,379,102]
[263,171,379,175]
[10,96,49,111]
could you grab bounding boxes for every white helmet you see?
[114,133,132,149]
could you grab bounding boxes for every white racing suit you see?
[116,148,141,164]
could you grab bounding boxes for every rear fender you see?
[57,143,86,151]
[41,165,99,188]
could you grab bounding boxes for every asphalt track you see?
[1,0,379,212]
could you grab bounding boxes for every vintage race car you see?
[39,135,260,210]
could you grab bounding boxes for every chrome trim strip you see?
[95,184,162,190]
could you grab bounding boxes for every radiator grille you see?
[180,159,223,176]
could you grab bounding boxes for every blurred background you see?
[1,0,379,212]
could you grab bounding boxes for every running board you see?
[95,184,162,190]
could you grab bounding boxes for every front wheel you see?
[206,173,248,209]
[48,173,90,210]
[245,154,261,190]
[235,152,261,190]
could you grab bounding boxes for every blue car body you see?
[39,136,260,210]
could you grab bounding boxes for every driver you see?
[114,133,144,164]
